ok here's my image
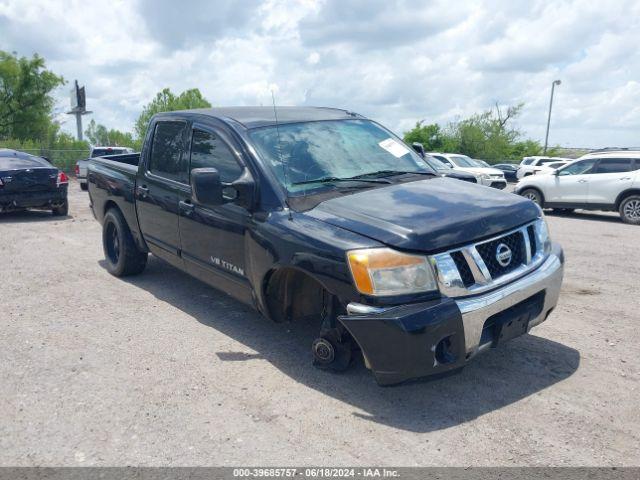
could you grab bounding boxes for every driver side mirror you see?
[191,168,223,207]
[411,142,426,158]
[191,167,256,210]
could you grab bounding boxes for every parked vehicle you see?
[410,144,477,183]
[88,107,564,385]
[515,150,640,224]
[517,156,571,180]
[493,163,519,182]
[428,152,507,189]
[531,161,570,176]
[76,146,134,190]
[0,149,69,215]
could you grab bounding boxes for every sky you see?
[1,0,639,148]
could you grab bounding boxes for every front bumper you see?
[0,188,67,212]
[339,243,564,385]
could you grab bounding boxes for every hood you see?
[305,177,540,253]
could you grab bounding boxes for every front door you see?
[546,159,596,203]
[135,120,189,267]
[178,124,253,303]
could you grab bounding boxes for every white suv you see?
[517,156,571,180]
[428,153,507,189]
[515,150,640,224]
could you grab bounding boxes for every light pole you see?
[543,79,561,154]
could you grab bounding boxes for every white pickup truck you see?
[75,146,134,190]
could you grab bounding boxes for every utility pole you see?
[543,79,561,154]
[66,80,92,141]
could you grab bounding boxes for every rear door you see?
[135,120,189,266]
[545,159,596,203]
[587,158,636,205]
[178,124,253,302]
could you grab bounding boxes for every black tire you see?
[521,188,543,207]
[619,195,640,225]
[102,208,147,276]
[80,182,88,191]
[52,198,69,216]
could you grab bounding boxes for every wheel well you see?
[615,189,640,209]
[103,200,120,217]
[263,267,330,324]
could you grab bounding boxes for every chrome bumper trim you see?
[456,251,563,356]
[346,303,389,315]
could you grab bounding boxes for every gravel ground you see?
[1,180,638,466]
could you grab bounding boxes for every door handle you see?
[179,199,195,216]
[137,185,149,197]
[578,179,588,183]
[620,177,631,180]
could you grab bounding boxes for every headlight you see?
[536,217,552,255]
[347,248,438,296]
[479,173,490,180]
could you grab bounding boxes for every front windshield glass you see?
[248,119,433,194]
[450,155,479,168]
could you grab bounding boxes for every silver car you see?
[76,146,133,190]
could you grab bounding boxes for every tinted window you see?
[538,158,557,165]
[190,129,243,182]
[521,158,534,165]
[0,155,51,170]
[91,148,128,157]
[593,158,634,174]
[559,159,596,176]
[148,122,187,182]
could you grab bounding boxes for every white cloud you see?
[0,0,638,148]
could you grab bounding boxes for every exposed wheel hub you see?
[312,338,335,364]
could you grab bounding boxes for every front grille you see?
[430,219,545,298]
[450,251,474,287]
[527,225,537,257]
[476,231,526,278]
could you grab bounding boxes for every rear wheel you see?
[52,199,69,216]
[102,208,147,276]
[619,195,640,225]
[80,183,88,191]
[521,188,543,207]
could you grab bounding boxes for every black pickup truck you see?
[88,107,564,385]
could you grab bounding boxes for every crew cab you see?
[88,107,564,385]
[0,148,69,215]
[76,146,134,190]
[517,156,570,180]
[428,152,507,189]
[515,150,640,224]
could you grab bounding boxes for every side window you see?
[190,129,243,182]
[593,158,634,174]
[148,121,188,182]
[559,159,596,176]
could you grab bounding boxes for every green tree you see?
[134,88,211,141]
[85,119,135,147]
[0,51,65,141]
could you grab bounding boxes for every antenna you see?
[271,90,292,219]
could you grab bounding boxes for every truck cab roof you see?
[168,106,365,130]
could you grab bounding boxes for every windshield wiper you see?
[291,176,391,186]
[350,170,437,179]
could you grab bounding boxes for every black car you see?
[0,149,69,215]
[493,163,519,182]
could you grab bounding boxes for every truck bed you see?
[88,155,145,250]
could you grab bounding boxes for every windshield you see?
[248,119,433,194]
[449,155,480,168]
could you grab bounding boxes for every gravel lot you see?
[1,180,639,466]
